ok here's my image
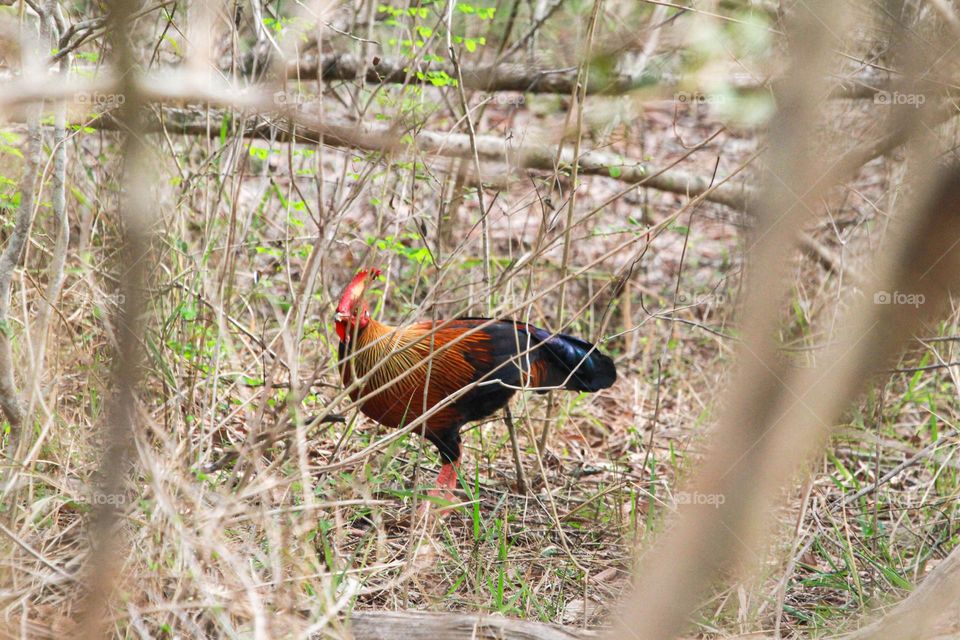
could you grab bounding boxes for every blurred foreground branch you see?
[846,541,960,639]
[607,2,960,638]
[3,72,954,219]
[615,103,960,640]
[72,0,152,635]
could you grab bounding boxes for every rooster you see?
[335,268,617,502]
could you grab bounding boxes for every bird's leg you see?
[429,459,460,504]
[418,429,462,518]
[416,459,459,521]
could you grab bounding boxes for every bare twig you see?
[0,17,44,458]
[503,406,528,495]
[28,1,71,419]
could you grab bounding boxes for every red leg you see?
[423,460,459,514]
[435,461,459,493]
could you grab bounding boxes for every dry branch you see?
[71,0,152,635]
[4,70,950,220]
[282,52,887,100]
[845,542,960,639]
[27,0,71,420]
[337,611,792,640]
[0,23,45,453]
[609,2,858,637]
[89,108,756,210]
[342,611,598,640]
[48,76,948,217]
[613,115,960,640]
[290,52,652,95]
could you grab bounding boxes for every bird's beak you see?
[334,312,351,322]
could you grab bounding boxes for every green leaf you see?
[162,34,181,55]
[219,113,231,145]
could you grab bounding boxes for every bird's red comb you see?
[337,267,382,314]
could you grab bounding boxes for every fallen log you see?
[342,611,599,640]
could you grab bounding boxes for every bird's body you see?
[335,269,617,500]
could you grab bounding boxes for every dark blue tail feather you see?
[455,318,618,393]
[529,326,617,392]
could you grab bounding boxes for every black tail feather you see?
[456,318,618,393]
[531,327,617,392]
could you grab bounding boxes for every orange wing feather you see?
[341,320,493,435]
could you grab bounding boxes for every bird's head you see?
[335,267,382,342]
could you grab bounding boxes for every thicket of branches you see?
[2,0,960,639]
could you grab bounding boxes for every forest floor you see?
[4,5,960,638]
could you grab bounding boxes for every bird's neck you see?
[339,317,405,394]
[345,317,395,360]
[356,317,392,341]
